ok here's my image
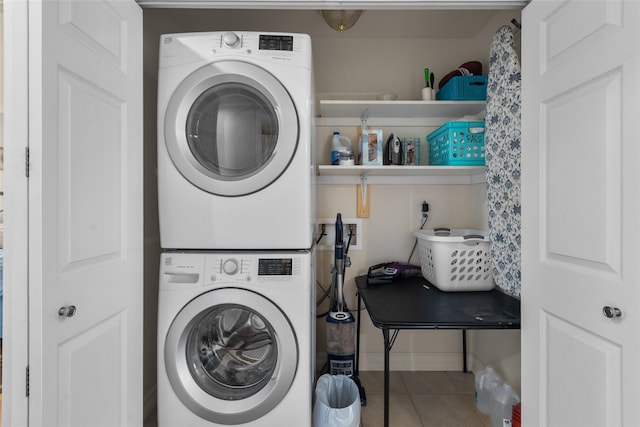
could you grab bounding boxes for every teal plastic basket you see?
[436,76,488,100]
[427,121,486,166]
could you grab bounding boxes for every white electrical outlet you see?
[316,218,362,251]
[417,201,429,228]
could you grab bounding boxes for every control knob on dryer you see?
[222,31,241,48]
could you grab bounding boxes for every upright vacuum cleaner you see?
[326,213,366,404]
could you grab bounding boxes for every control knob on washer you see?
[222,31,241,48]
[223,259,239,275]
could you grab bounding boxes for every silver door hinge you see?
[25,147,30,177]
[26,365,30,397]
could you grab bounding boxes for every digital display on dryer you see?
[258,258,293,276]
[259,35,294,51]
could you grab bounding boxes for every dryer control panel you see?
[158,31,312,70]
[258,34,294,52]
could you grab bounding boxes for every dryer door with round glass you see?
[164,61,299,197]
[164,287,298,424]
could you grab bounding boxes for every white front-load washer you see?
[157,251,315,427]
[158,32,315,250]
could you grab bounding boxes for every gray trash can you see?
[313,374,361,427]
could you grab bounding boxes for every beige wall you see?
[142,7,523,406]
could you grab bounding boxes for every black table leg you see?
[356,291,361,376]
[462,329,467,373]
[383,328,390,427]
[354,291,367,406]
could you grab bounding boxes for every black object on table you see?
[354,275,520,427]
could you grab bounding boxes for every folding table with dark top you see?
[354,275,520,427]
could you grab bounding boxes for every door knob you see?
[602,306,622,319]
[58,305,77,317]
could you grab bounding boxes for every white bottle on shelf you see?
[330,131,353,165]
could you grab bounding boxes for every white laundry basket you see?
[414,228,494,291]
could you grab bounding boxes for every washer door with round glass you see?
[165,288,298,424]
[164,61,299,197]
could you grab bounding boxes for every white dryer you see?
[158,32,315,250]
[157,251,315,427]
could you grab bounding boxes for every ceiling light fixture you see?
[321,10,363,33]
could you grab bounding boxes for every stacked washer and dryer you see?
[156,32,316,427]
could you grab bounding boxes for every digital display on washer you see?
[258,258,293,276]
[259,35,294,51]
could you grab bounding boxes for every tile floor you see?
[145,371,493,427]
[357,371,491,427]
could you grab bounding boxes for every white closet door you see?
[521,1,640,426]
[26,0,143,425]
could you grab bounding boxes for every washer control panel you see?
[258,258,294,276]
[160,252,309,289]
[204,253,304,284]
[222,258,240,275]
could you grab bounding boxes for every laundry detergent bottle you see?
[331,132,353,165]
